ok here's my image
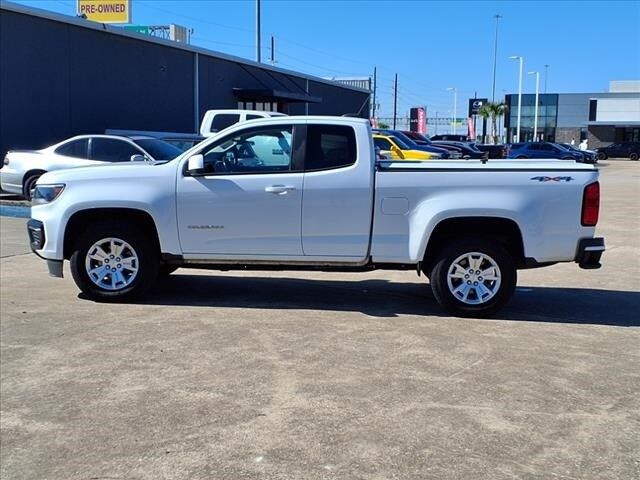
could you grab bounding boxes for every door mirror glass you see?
[187,154,204,174]
[130,154,146,162]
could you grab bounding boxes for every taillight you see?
[581,181,600,226]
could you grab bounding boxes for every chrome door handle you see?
[265,185,296,194]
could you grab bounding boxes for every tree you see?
[478,102,508,144]
[378,121,390,129]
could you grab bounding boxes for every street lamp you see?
[447,87,457,135]
[509,55,524,142]
[491,14,502,102]
[528,71,540,142]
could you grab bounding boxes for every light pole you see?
[447,87,457,134]
[256,0,261,62]
[491,14,502,102]
[509,55,524,142]
[543,64,550,93]
[528,71,540,141]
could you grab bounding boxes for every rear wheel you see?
[630,153,639,161]
[597,152,607,160]
[429,239,517,318]
[70,221,159,301]
[23,172,44,200]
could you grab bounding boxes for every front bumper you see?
[27,219,63,277]
[575,237,605,269]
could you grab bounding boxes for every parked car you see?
[27,116,604,317]
[372,134,439,160]
[475,144,507,159]
[1,135,183,199]
[106,129,205,152]
[373,129,455,158]
[430,134,470,142]
[594,141,640,161]
[559,143,598,164]
[401,131,466,157]
[507,142,583,160]
[432,140,487,160]
[199,109,287,137]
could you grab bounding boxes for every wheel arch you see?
[63,208,161,260]
[421,216,525,274]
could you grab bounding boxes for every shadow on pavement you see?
[125,273,640,327]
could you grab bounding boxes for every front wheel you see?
[70,221,159,302]
[630,153,639,161]
[429,239,517,317]
[597,152,607,161]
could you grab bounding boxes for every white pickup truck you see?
[27,116,604,317]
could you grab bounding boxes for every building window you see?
[589,100,597,122]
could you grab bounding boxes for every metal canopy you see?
[232,88,322,104]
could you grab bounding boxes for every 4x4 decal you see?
[530,176,574,182]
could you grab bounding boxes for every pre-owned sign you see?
[77,0,131,24]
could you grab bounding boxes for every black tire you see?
[597,152,607,161]
[429,238,517,318]
[23,172,44,200]
[69,220,159,302]
[630,153,639,161]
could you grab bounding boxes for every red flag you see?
[467,117,475,140]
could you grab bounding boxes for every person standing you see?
[571,138,576,146]
[579,139,589,151]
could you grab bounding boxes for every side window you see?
[55,139,89,159]
[201,126,293,174]
[374,137,393,151]
[90,138,142,162]
[246,114,263,121]
[539,144,554,151]
[210,114,240,132]
[527,144,540,151]
[305,125,357,171]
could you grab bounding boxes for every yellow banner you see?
[77,0,131,24]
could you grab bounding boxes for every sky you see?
[8,0,640,119]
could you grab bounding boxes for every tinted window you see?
[55,139,89,159]
[374,137,393,151]
[90,138,142,162]
[539,144,554,151]
[306,125,357,171]
[201,126,293,174]
[133,139,183,160]
[246,114,263,121]
[210,114,241,132]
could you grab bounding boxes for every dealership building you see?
[0,2,370,157]
[504,80,640,147]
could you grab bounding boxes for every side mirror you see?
[130,154,146,162]
[187,154,204,174]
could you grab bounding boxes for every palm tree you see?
[478,102,508,144]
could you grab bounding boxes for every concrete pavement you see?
[1,161,639,480]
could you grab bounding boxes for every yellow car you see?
[373,134,438,160]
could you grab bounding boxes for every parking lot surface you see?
[1,161,639,480]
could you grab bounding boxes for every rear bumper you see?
[0,169,24,195]
[575,237,605,269]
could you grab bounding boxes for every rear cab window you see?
[210,114,241,133]
[305,125,357,171]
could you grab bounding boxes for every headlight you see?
[32,184,65,205]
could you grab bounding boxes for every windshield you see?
[134,139,183,160]
[389,136,411,150]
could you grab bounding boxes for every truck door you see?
[301,124,374,259]
[176,124,304,256]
